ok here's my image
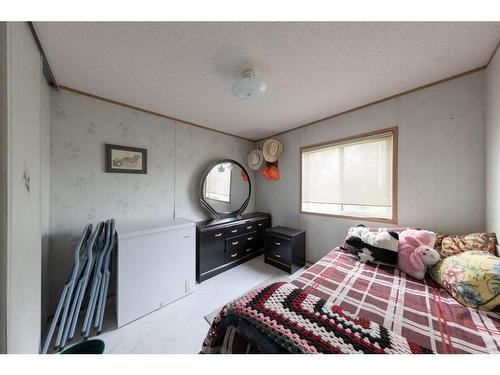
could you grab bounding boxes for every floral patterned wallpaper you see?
[49,90,255,310]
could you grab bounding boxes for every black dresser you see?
[264,226,306,274]
[196,212,271,282]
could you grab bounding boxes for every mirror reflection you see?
[203,162,250,213]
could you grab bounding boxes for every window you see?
[301,128,397,222]
[205,163,232,203]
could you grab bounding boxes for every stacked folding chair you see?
[82,220,116,338]
[42,219,117,354]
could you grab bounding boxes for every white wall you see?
[0,21,8,354]
[0,22,50,354]
[486,50,500,246]
[40,74,51,335]
[48,89,255,312]
[256,72,486,263]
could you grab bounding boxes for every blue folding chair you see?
[59,221,104,349]
[81,220,112,338]
[41,224,92,354]
[95,220,116,334]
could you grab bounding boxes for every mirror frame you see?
[199,159,251,222]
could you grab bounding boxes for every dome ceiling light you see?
[231,69,267,100]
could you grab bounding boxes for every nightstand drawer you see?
[265,235,291,263]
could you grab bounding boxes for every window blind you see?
[301,131,394,220]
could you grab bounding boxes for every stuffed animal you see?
[345,227,399,265]
[398,229,441,280]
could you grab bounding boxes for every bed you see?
[202,249,500,354]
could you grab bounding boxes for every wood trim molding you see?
[257,66,486,142]
[58,85,254,143]
[28,22,58,88]
[486,39,500,68]
[299,126,398,224]
[54,39,497,144]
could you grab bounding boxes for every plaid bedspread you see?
[202,281,432,354]
[291,250,500,353]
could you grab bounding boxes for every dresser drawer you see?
[225,248,242,262]
[201,228,226,241]
[242,222,257,232]
[226,231,257,251]
[226,235,244,251]
[241,245,257,256]
[265,235,291,264]
[255,218,271,231]
[232,221,258,234]
[244,232,258,247]
[226,226,241,236]
[226,243,257,261]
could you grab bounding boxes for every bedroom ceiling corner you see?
[34,22,500,140]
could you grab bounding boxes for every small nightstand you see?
[264,226,305,274]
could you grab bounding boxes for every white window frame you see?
[300,127,398,224]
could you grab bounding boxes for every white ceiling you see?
[35,22,500,140]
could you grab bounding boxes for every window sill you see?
[299,210,398,225]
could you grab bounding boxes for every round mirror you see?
[199,159,251,221]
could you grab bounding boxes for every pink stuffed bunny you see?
[398,230,441,280]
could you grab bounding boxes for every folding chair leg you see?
[54,281,77,350]
[61,279,84,347]
[96,272,111,334]
[82,274,101,338]
[41,285,68,354]
[67,270,93,343]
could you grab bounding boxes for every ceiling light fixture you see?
[231,69,267,100]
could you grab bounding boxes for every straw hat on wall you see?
[262,138,284,162]
[247,149,265,170]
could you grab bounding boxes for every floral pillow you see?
[429,250,500,312]
[434,232,497,258]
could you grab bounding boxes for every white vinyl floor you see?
[97,255,293,354]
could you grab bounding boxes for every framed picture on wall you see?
[105,144,147,174]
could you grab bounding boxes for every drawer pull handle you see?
[232,241,239,245]
[231,252,238,258]
[246,248,252,253]
[275,254,281,258]
[258,223,263,226]
[214,233,223,237]
[246,226,253,229]
[231,229,238,233]
[275,242,281,246]
[247,237,253,241]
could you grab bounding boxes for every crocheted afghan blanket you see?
[202,282,433,354]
